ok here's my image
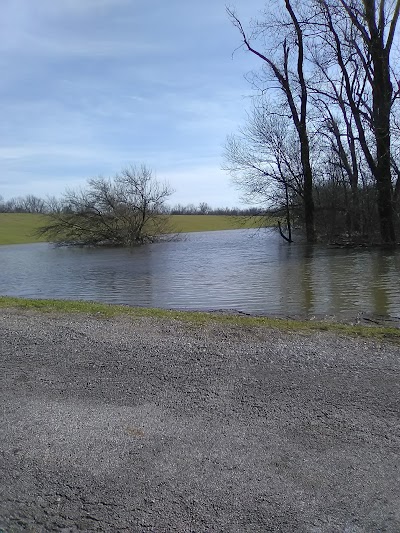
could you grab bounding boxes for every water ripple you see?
[1,229,399,318]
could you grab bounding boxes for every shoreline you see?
[1,295,399,340]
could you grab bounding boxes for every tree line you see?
[225,0,400,245]
[0,194,49,214]
[0,194,262,217]
[167,204,263,216]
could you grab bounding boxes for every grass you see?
[169,214,274,233]
[0,213,274,246]
[0,213,48,245]
[0,295,398,341]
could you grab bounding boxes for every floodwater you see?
[1,229,399,319]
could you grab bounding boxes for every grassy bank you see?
[0,296,398,341]
[0,213,272,245]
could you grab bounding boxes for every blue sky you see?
[0,0,265,207]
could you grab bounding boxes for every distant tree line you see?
[226,0,400,245]
[0,194,49,214]
[0,194,264,217]
[166,203,263,216]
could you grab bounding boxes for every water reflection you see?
[0,229,399,318]
[301,245,315,315]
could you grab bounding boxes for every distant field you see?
[169,214,273,233]
[0,213,273,245]
[0,213,48,245]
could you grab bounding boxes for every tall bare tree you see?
[227,2,316,243]
[229,0,400,244]
[224,98,307,242]
[316,0,400,243]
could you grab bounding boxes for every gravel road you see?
[1,309,400,532]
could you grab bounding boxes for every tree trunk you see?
[371,47,396,243]
[301,140,316,243]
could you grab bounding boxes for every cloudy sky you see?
[0,0,266,207]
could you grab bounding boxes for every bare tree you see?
[228,0,400,244]
[37,165,174,246]
[224,97,310,242]
[227,2,316,243]
[0,194,46,213]
[308,34,365,236]
[21,195,46,213]
[315,0,400,243]
[198,202,211,214]
[43,195,65,214]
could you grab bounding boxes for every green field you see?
[0,213,48,245]
[0,213,273,245]
[168,214,272,233]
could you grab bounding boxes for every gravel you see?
[1,308,399,532]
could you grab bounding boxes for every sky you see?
[0,0,266,207]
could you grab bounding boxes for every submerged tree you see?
[37,165,174,246]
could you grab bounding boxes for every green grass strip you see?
[0,296,398,341]
[169,214,274,232]
[0,213,274,245]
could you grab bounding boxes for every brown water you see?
[1,229,399,319]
